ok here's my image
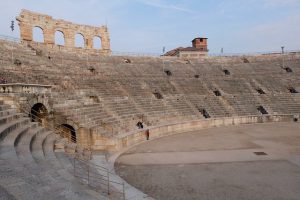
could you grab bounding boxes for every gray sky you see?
[1,0,300,54]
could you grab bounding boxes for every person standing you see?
[146,129,150,140]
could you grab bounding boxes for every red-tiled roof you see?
[164,46,208,56]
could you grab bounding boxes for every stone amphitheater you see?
[1,10,300,200]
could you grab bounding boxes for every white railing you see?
[0,83,52,94]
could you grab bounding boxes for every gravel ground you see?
[115,122,300,200]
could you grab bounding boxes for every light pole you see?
[162,46,165,73]
[281,46,284,68]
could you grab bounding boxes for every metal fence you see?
[73,156,126,199]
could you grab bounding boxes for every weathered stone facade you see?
[16,9,111,55]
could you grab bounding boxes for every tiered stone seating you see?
[214,79,253,94]
[187,94,232,118]
[261,93,300,114]
[1,39,300,199]
[0,39,300,140]
[0,101,114,199]
[224,94,262,116]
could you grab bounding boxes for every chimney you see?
[192,37,208,51]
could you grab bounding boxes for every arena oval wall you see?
[1,36,300,153]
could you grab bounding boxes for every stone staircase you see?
[0,101,121,200]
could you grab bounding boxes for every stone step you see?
[15,126,45,163]
[0,108,16,117]
[0,123,34,159]
[43,134,65,169]
[0,113,24,126]
[0,117,31,143]
[31,130,53,163]
[0,104,10,111]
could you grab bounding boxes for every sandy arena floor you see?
[115,122,300,200]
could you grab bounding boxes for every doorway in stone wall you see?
[57,124,76,143]
[30,103,48,124]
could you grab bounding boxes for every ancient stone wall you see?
[16,9,111,55]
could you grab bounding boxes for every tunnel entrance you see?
[257,106,268,115]
[30,103,48,124]
[57,124,76,143]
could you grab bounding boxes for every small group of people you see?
[136,121,144,129]
[0,77,7,84]
[136,122,150,140]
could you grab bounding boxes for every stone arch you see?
[57,124,76,143]
[93,36,102,49]
[17,10,111,54]
[55,30,65,46]
[30,103,48,124]
[32,26,44,43]
[75,33,85,48]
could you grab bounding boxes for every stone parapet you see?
[0,83,52,94]
[110,114,297,152]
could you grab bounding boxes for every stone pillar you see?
[65,30,75,47]
[101,34,110,50]
[86,36,93,49]
[77,127,91,147]
[19,23,32,42]
[44,28,55,45]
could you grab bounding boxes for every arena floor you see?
[115,122,300,200]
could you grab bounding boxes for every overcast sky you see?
[0,0,300,54]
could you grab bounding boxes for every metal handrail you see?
[19,108,125,198]
[73,155,126,199]
[20,107,89,152]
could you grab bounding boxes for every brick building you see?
[164,37,208,58]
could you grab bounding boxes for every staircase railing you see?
[20,107,126,198]
[73,155,126,199]
[20,107,91,157]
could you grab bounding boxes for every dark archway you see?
[58,124,76,143]
[30,103,48,123]
[32,26,44,43]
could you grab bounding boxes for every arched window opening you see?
[55,30,65,46]
[32,26,44,43]
[58,124,76,143]
[75,33,85,48]
[31,103,48,124]
[93,36,102,49]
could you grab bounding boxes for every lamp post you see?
[281,46,285,68]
